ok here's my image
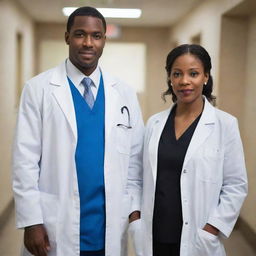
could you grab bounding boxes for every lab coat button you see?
[183,169,187,173]
[185,222,188,225]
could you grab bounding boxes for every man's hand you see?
[24,224,51,256]
[129,211,141,223]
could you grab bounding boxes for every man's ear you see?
[65,32,70,45]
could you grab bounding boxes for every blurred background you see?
[0,0,255,255]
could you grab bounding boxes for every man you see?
[12,6,143,256]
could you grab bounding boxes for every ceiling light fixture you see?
[62,7,142,19]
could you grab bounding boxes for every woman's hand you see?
[129,211,141,223]
[203,223,219,236]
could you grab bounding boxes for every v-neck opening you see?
[170,108,202,142]
[67,74,104,113]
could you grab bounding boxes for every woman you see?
[141,44,247,256]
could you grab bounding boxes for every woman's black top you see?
[153,106,201,243]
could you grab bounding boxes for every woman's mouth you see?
[178,89,193,96]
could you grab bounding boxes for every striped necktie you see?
[81,77,95,109]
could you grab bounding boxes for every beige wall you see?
[240,15,256,233]
[35,23,67,73]
[0,0,34,216]
[219,1,256,234]
[218,16,248,120]
[110,27,170,120]
[169,0,244,97]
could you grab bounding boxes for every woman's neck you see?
[175,97,204,118]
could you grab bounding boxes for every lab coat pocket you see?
[203,147,223,159]
[129,219,143,256]
[40,192,59,243]
[115,125,132,155]
[195,228,224,256]
[47,241,57,256]
[197,147,223,183]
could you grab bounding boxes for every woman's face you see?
[169,53,208,105]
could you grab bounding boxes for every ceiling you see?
[15,0,205,27]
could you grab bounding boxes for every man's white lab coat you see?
[12,61,144,256]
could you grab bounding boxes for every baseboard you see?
[0,199,14,233]
[236,217,256,251]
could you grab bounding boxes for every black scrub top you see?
[153,106,201,243]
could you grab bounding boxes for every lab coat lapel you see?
[183,99,216,167]
[148,108,171,185]
[51,62,77,140]
[101,70,119,140]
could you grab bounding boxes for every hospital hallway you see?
[0,205,255,256]
[1,0,256,255]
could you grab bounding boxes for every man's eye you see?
[75,32,84,37]
[93,34,102,39]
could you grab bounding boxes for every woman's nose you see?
[180,74,190,85]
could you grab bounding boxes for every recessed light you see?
[62,7,142,19]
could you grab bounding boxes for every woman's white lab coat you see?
[12,61,144,256]
[141,98,247,256]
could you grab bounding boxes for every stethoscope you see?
[117,106,132,129]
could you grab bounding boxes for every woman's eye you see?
[173,72,181,78]
[190,71,198,77]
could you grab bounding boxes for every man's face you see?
[65,15,106,76]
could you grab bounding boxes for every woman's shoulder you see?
[205,99,237,124]
[214,107,238,124]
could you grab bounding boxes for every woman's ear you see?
[204,73,209,84]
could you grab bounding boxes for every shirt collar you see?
[66,58,101,89]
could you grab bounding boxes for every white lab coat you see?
[141,98,247,256]
[12,61,144,256]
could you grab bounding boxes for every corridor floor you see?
[0,210,255,256]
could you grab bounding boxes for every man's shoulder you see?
[28,68,53,84]
[26,62,65,87]
[101,69,136,95]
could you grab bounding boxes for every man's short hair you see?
[66,6,106,33]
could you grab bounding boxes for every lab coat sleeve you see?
[207,118,248,238]
[12,82,44,229]
[126,93,144,215]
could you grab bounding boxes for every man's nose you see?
[83,36,93,47]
